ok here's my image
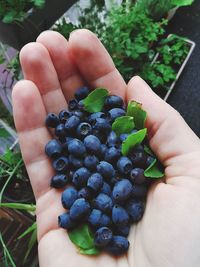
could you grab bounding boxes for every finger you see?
[12,80,54,200]
[69,29,127,99]
[20,42,67,114]
[127,76,200,165]
[36,31,85,101]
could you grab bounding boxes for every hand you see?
[12,30,200,267]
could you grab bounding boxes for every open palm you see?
[12,30,200,267]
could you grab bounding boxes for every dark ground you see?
[167,1,200,137]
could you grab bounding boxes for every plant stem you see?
[0,233,16,267]
[0,159,23,202]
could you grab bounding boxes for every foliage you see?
[0,0,46,24]
[135,0,195,20]
[54,18,77,39]
[141,34,190,90]
[103,5,167,81]
[83,88,109,113]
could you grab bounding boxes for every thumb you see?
[127,76,200,167]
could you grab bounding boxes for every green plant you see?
[141,34,190,90]
[103,5,167,81]
[0,0,46,24]
[135,0,195,20]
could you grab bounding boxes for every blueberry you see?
[107,131,119,147]
[84,155,99,171]
[117,156,133,175]
[61,187,78,209]
[132,185,148,199]
[45,139,62,158]
[92,129,107,143]
[68,99,78,111]
[87,112,106,124]
[108,108,126,122]
[94,227,113,247]
[58,212,76,230]
[69,198,90,221]
[59,109,72,123]
[88,209,102,227]
[116,225,130,237]
[45,113,60,128]
[119,133,129,142]
[126,199,145,222]
[130,168,146,185]
[68,138,86,157]
[65,115,80,134]
[72,110,86,120]
[88,209,111,227]
[100,182,111,195]
[55,124,65,137]
[50,174,68,188]
[87,173,103,192]
[68,170,74,182]
[106,236,129,255]
[104,95,124,110]
[76,122,92,139]
[97,161,115,179]
[72,167,91,188]
[146,155,155,167]
[93,193,113,213]
[112,179,133,202]
[68,154,83,169]
[93,118,111,134]
[129,150,147,168]
[112,205,129,226]
[78,100,85,111]
[75,86,90,101]
[104,147,121,164]
[100,144,107,159]
[52,156,68,172]
[84,135,101,155]
[78,187,92,200]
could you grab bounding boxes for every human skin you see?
[12,29,200,267]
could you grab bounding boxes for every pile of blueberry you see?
[45,87,155,255]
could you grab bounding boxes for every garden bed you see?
[148,34,195,101]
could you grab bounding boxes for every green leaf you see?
[68,224,95,250]
[112,116,135,137]
[0,128,10,138]
[126,101,147,130]
[0,203,36,212]
[144,145,154,156]
[79,247,100,255]
[144,159,164,178]
[83,88,109,113]
[18,222,37,240]
[172,0,194,7]
[122,128,147,156]
[23,228,37,264]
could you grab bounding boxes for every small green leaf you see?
[144,159,164,178]
[126,101,147,130]
[122,128,147,156]
[23,228,37,264]
[79,247,100,255]
[83,88,109,113]
[112,116,135,137]
[18,222,37,240]
[144,145,154,156]
[68,224,94,250]
[172,0,194,7]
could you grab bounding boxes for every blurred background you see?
[0,0,199,266]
